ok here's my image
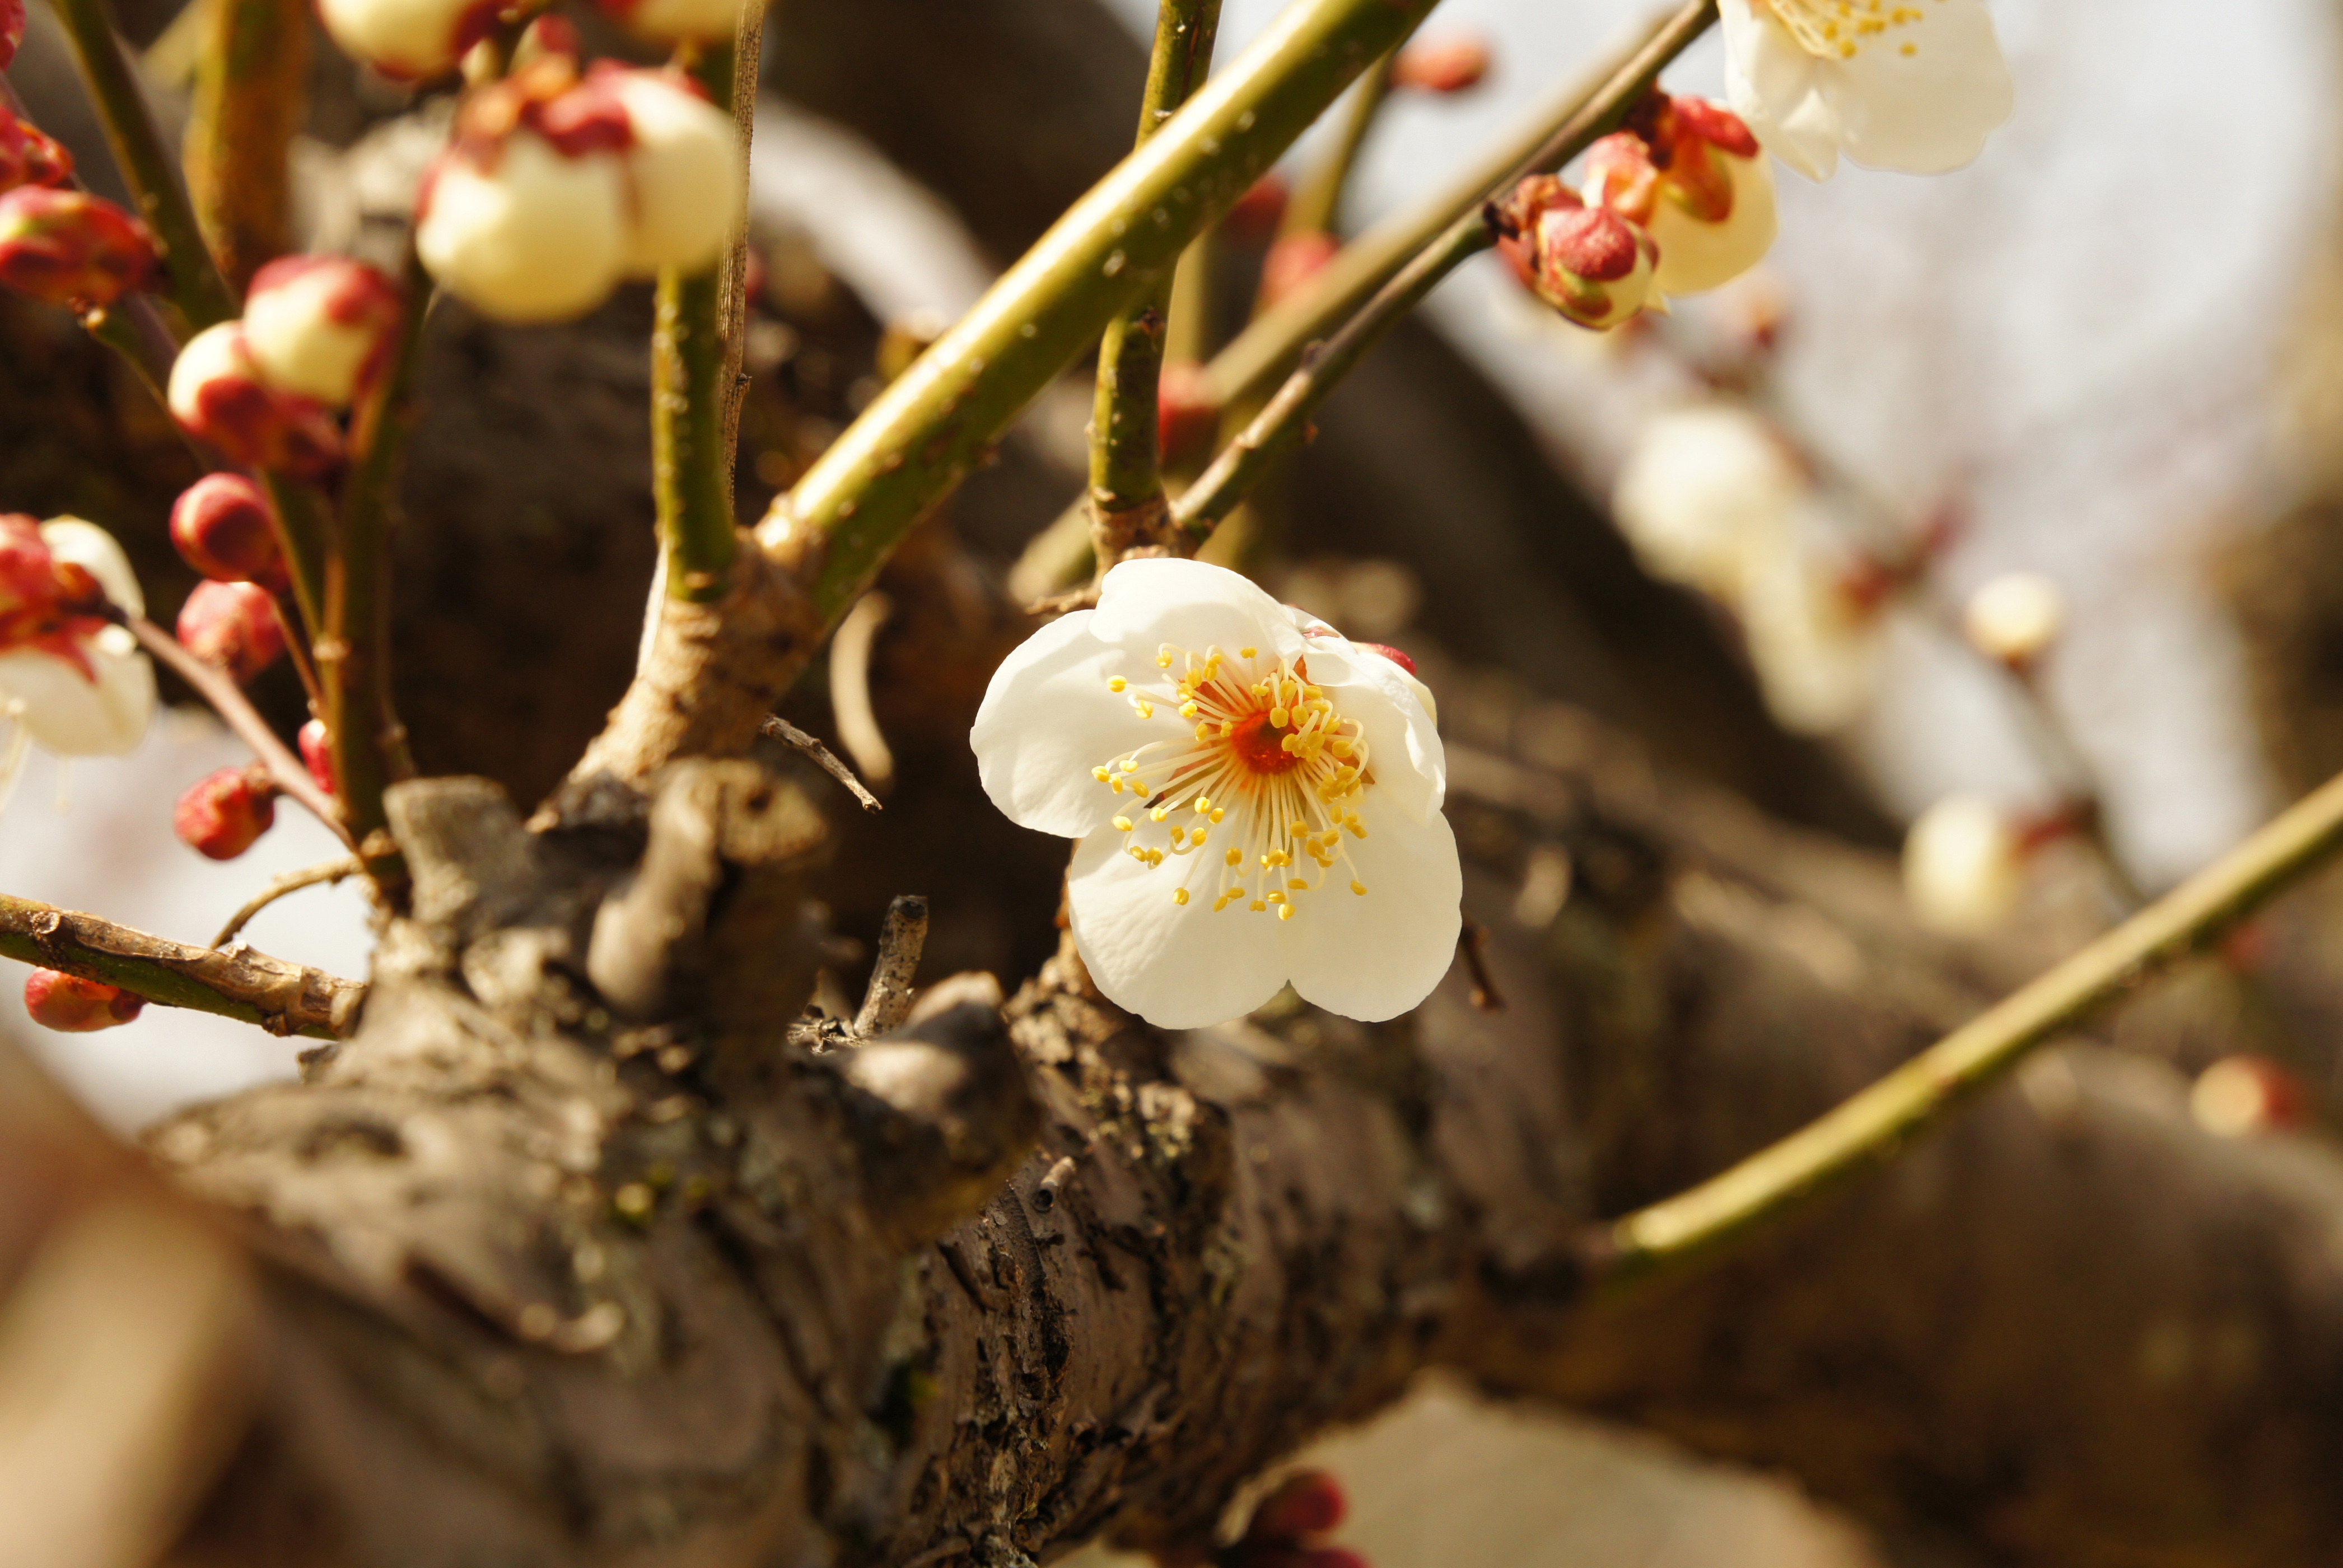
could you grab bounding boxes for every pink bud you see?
[177,579,285,683]
[1223,172,1289,247]
[242,255,402,407]
[24,968,143,1032]
[166,322,345,475]
[1157,360,1221,466]
[1391,34,1491,95]
[0,0,22,72]
[1495,175,1655,330]
[0,112,72,194]
[170,474,290,592]
[1246,1471,1347,1543]
[0,186,158,307]
[173,764,278,860]
[1259,231,1339,309]
[299,718,337,796]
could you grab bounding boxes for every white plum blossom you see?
[316,0,492,80]
[1902,793,2024,935]
[0,516,155,791]
[972,559,1461,1030]
[605,71,744,278]
[1581,97,1777,299]
[1611,402,1804,601]
[1719,0,2014,181]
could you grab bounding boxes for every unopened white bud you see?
[605,71,743,277]
[1612,404,1803,600]
[1963,571,2065,668]
[1903,794,2024,936]
[317,0,493,79]
[242,255,401,407]
[417,129,628,324]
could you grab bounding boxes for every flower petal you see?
[1720,0,1842,180]
[1650,151,1777,297]
[970,608,1160,838]
[0,627,154,757]
[1090,557,1304,664]
[38,517,142,617]
[1294,637,1444,824]
[1067,829,1290,1029]
[1824,0,2013,175]
[1285,808,1462,1023]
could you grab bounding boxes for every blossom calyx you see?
[166,323,345,474]
[0,516,155,758]
[178,578,286,684]
[0,187,158,307]
[316,0,500,80]
[242,255,402,407]
[0,111,73,193]
[170,474,290,592]
[1584,94,1777,297]
[1495,175,1655,331]
[24,969,143,1032]
[972,558,1460,1029]
[174,763,279,860]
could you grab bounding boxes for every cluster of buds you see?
[416,54,743,324]
[319,0,745,77]
[166,256,399,473]
[174,763,279,860]
[23,968,144,1033]
[1581,93,1777,298]
[0,514,155,758]
[1494,174,1656,332]
[1221,1471,1365,1568]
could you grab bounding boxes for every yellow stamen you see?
[1351,880,1367,895]
[1113,815,1135,832]
[1174,888,1190,906]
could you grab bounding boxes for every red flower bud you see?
[299,718,337,796]
[177,579,286,683]
[1495,175,1654,330]
[174,764,279,860]
[1156,360,1221,467]
[170,474,290,592]
[166,323,345,475]
[1391,34,1491,95]
[0,111,72,194]
[1259,231,1339,310]
[1246,1470,1347,1543]
[1223,171,1289,247]
[24,968,143,1032]
[0,186,158,307]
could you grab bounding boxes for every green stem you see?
[652,39,749,604]
[323,248,432,882]
[1089,0,1224,549]
[183,0,307,293]
[1276,35,1401,243]
[0,893,363,1040]
[48,0,238,332]
[1206,0,1714,409]
[1586,765,2343,1288]
[262,472,330,644]
[761,0,1449,623]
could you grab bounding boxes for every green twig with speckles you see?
[758,0,1449,622]
[183,0,307,292]
[1088,0,1224,563]
[48,0,238,332]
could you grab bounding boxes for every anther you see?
[1225,848,1243,867]
[1150,806,1170,822]
[1351,880,1367,895]
[1249,900,1267,912]
[1277,904,1295,921]
[1174,888,1190,906]
[1108,676,1127,693]
[1240,646,1257,659]
[1114,815,1135,832]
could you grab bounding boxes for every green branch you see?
[1088,0,1224,555]
[1585,765,2343,1288]
[1276,30,1403,243]
[183,0,307,292]
[0,893,364,1040]
[760,0,1449,623]
[652,38,752,604]
[48,0,238,332]
[1206,0,1715,410]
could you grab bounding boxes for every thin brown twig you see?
[759,715,882,812]
[855,893,929,1037]
[211,856,363,949]
[125,616,349,844]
